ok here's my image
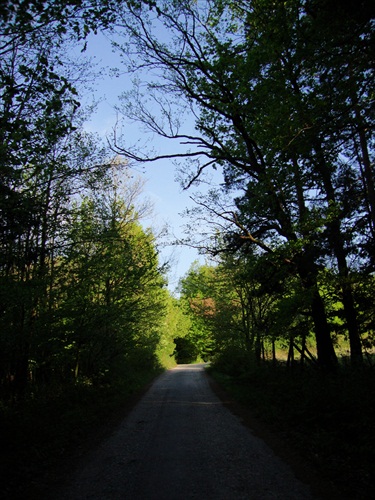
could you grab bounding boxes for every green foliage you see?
[354,275,375,353]
[0,0,175,410]
[211,345,257,378]
[0,164,171,495]
[52,187,168,385]
[176,254,375,371]
[177,256,288,366]
[177,262,218,362]
[173,337,199,364]
[155,294,189,367]
[110,0,375,368]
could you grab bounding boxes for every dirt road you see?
[58,364,317,499]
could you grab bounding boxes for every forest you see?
[1,1,374,498]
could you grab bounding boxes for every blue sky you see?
[77,32,223,292]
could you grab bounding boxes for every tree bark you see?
[297,255,338,370]
[350,78,375,239]
[314,142,363,365]
[272,338,277,365]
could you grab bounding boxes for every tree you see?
[51,177,167,384]
[177,262,216,362]
[0,130,113,395]
[0,0,134,396]
[110,0,374,369]
[156,294,190,367]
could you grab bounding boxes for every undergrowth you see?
[208,360,375,500]
[0,366,163,499]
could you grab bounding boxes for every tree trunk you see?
[291,154,337,369]
[350,77,375,238]
[300,335,306,367]
[314,142,363,366]
[356,121,375,237]
[13,304,30,398]
[272,338,277,365]
[261,339,265,361]
[297,256,338,370]
[75,352,80,380]
[254,330,262,364]
[287,336,294,368]
[327,217,363,366]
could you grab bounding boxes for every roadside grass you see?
[0,366,163,499]
[208,360,375,500]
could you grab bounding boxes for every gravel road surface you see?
[58,364,317,499]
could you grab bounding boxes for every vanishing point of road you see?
[58,363,317,499]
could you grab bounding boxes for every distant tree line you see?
[178,257,375,372]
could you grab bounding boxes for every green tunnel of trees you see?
[1,0,375,406]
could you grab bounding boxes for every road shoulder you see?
[205,370,343,500]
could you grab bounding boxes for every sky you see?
[77,31,223,292]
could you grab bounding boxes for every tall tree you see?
[0,0,131,395]
[110,0,374,368]
[178,262,217,362]
[26,174,166,384]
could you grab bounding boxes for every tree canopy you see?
[110,0,374,369]
[1,0,375,402]
[0,0,174,399]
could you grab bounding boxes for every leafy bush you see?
[211,345,257,377]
